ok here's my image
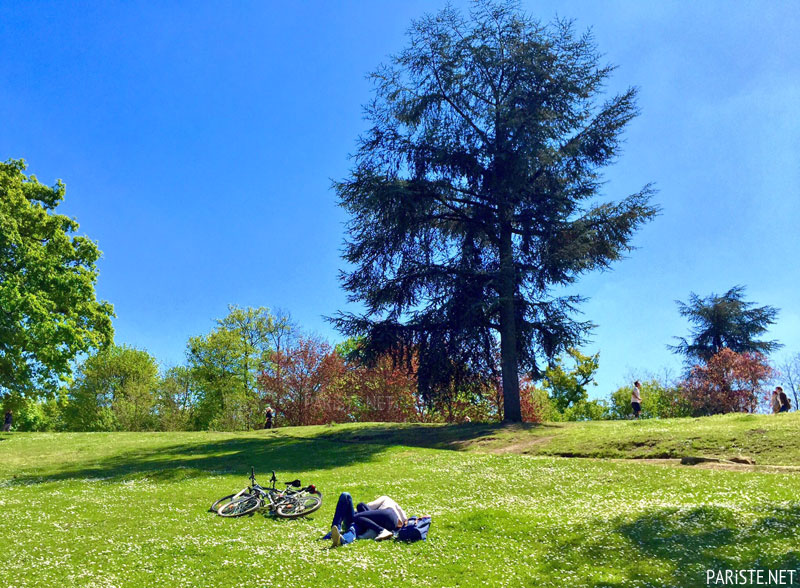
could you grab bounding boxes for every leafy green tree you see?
[0,392,64,431]
[0,159,114,399]
[332,0,657,421]
[188,327,251,430]
[188,306,293,430]
[671,286,781,362]
[333,336,365,361]
[541,348,599,414]
[561,398,608,422]
[155,366,197,431]
[63,345,159,431]
[218,306,293,402]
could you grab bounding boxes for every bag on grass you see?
[396,516,431,542]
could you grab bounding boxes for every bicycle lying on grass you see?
[211,468,322,519]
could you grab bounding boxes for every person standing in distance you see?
[778,388,791,413]
[264,406,274,429]
[631,381,642,419]
[771,387,783,414]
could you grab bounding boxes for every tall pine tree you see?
[333,1,657,421]
[671,286,781,362]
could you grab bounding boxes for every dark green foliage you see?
[63,344,159,431]
[671,286,781,362]
[156,366,197,431]
[0,392,63,431]
[333,1,657,421]
[0,159,114,397]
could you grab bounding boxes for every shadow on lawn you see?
[304,421,560,451]
[7,422,535,485]
[541,504,800,587]
[7,434,385,486]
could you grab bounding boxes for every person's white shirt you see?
[366,496,407,525]
[631,386,642,404]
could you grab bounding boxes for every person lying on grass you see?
[324,493,407,547]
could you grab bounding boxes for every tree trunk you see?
[499,220,521,422]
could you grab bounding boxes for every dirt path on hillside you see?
[470,445,800,473]
[485,436,556,454]
[495,453,800,473]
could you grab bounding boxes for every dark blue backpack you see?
[396,516,431,542]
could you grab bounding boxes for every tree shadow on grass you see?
[6,435,386,486]
[302,421,561,451]
[538,504,800,587]
[4,422,553,487]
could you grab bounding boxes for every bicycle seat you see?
[284,479,301,487]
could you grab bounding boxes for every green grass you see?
[1,414,799,587]
[300,412,800,465]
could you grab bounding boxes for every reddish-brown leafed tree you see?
[519,378,546,424]
[259,337,346,426]
[339,354,419,423]
[680,348,774,416]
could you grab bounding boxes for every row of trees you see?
[0,306,482,431]
[609,350,781,420]
[0,154,595,430]
[5,296,794,431]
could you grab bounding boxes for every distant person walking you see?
[3,410,12,432]
[631,381,642,419]
[778,388,791,413]
[264,406,274,429]
[771,388,783,414]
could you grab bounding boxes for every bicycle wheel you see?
[275,492,322,519]
[211,494,237,513]
[217,494,262,517]
[210,487,251,513]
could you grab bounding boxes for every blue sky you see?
[2,1,798,397]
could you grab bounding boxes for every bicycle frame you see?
[244,468,302,511]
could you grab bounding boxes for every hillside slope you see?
[291,412,800,466]
[1,414,798,587]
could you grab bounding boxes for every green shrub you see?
[2,394,64,431]
[608,379,691,419]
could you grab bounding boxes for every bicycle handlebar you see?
[247,468,282,490]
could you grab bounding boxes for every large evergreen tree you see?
[671,286,781,362]
[333,1,657,421]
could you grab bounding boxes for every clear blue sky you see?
[2,1,798,397]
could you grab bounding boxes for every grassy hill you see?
[1,413,799,587]
[302,412,800,466]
